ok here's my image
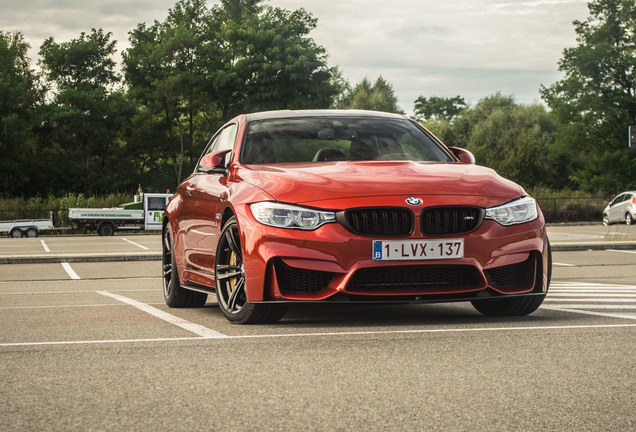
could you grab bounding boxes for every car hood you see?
[237,162,525,208]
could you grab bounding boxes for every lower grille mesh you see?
[347,265,481,292]
[274,260,335,294]
[485,258,532,288]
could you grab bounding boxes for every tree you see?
[424,93,559,189]
[213,0,337,117]
[0,32,41,195]
[38,28,135,194]
[540,0,636,193]
[413,95,466,122]
[124,0,215,185]
[335,76,404,113]
[124,0,338,185]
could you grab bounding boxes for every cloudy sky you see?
[0,0,591,114]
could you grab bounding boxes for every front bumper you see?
[238,205,549,303]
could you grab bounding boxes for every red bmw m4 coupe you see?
[163,110,551,324]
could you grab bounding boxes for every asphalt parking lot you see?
[1,225,635,431]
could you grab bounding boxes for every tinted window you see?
[241,117,452,164]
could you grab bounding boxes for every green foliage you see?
[413,95,466,122]
[0,31,42,195]
[122,0,338,186]
[540,0,636,193]
[423,93,560,190]
[335,76,404,113]
[2,0,635,201]
[526,186,610,222]
[37,29,137,195]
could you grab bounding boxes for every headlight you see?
[485,196,538,226]
[250,202,336,230]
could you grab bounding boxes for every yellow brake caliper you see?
[229,252,237,292]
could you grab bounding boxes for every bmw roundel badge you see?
[405,197,422,206]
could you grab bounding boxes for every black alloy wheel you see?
[215,218,248,316]
[215,217,286,324]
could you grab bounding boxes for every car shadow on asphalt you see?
[269,303,561,329]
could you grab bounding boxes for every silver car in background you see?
[602,191,636,226]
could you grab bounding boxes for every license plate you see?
[372,239,464,261]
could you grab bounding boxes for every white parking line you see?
[61,263,80,280]
[1,323,636,347]
[546,282,636,319]
[122,238,149,250]
[0,303,165,310]
[607,249,636,255]
[553,262,576,267]
[40,240,50,252]
[0,289,156,295]
[542,306,636,320]
[98,291,227,339]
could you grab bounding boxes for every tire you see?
[26,228,38,238]
[215,217,286,324]
[97,223,115,236]
[472,240,552,316]
[162,223,207,308]
[10,229,23,239]
[602,214,610,226]
[626,213,633,226]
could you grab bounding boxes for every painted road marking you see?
[40,240,50,252]
[61,262,80,280]
[553,262,576,267]
[546,282,636,320]
[98,291,227,339]
[0,289,156,295]
[122,238,149,250]
[606,249,636,255]
[1,323,635,347]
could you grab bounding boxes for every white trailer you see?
[0,212,55,238]
[69,193,172,236]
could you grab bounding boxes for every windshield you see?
[241,116,453,164]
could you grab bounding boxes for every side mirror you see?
[199,149,232,173]
[449,147,476,164]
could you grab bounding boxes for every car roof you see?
[243,109,408,122]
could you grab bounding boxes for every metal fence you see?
[535,196,610,223]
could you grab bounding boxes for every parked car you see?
[602,191,636,226]
[163,110,551,324]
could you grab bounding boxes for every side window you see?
[611,194,625,206]
[147,197,167,211]
[211,123,238,153]
[198,124,238,171]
